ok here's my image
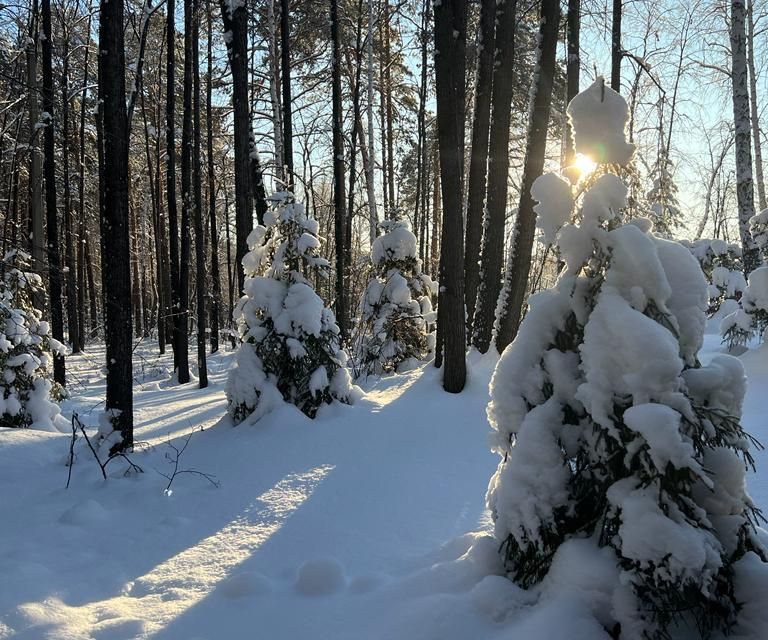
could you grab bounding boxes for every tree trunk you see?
[332,0,348,338]
[220,0,253,295]
[77,10,92,352]
[365,0,379,243]
[494,0,561,352]
[99,0,133,449]
[26,0,45,281]
[731,0,759,274]
[611,0,622,92]
[463,0,495,340]
[178,0,193,384]
[41,0,65,386]
[61,31,80,354]
[564,0,580,168]
[192,0,207,388]
[207,0,220,353]
[281,0,294,188]
[433,0,467,392]
[471,0,517,353]
[747,0,766,212]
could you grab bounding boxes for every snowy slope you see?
[2,338,768,639]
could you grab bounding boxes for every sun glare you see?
[574,153,597,178]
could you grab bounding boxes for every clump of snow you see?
[227,192,358,423]
[566,77,635,166]
[532,173,573,246]
[296,558,347,596]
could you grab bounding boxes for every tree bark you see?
[433,0,467,392]
[494,0,561,352]
[332,0,348,338]
[731,0,759,273]
[41,0,65,385]
[564,0,580,168]
[281,0,294,188]
[207,0,220,353]
[747,0,766,212]
[26,0,45,282]
[463,0,495,340]
[471,0,517,353]
[611,0,622,92]
[193,0,207,387]
[220,0,253,294]
[99,0,133,449]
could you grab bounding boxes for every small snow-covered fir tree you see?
[681,238,746,315]
[0,250,65,430]
[226,192,356,423]
[749,208,768,263]
[487,81,766,639]
[357,219,436,375]
[646,155,683,235]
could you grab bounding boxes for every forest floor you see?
[1,324,768,639]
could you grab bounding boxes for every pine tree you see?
[0,251,65,430]
[487,83,766,639]
[358,220,436,375]
[227,192,357,423]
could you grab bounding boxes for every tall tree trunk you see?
[61,29,80,354]
[332,0,348,338]
[464,0,495,340]
[220,0,253,294]
[268,0,284,186]
[178,0,193,384]
[99,0,133,449]
[76,9,92,352]
[41,0,65,385]
[611,0,622,92]
[207,0,220,353]
[731,0,759,273]
[471,0,517,353]
[384,0,395,209]
[346,0,365,270]
[747,0,766,212]
[565,0,580,168]
[27,0,45,281]
[281,0,294,188]
[433,0,467,392]
[494,0,560,352]
[365,0,379,242]
[192,0,208,388]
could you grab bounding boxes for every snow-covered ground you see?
[2,326,768,640]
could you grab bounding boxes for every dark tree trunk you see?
[331,0,347,338]
[433,0,467,393]
[61,32,80,354]
[41,0,65,386]
[464,0,495,340]
[281,0,293,188]
[384,0,395,209]
[220,0,253,294]
[77,12,92,351]
[471,0,517,353]
[192,0,208,388]
[207,0,220,353]
[565,0,580,168]
[167,0,182,370]
[178,0,193,384]
[494,0,561,352]
[611,0,621,92]
[99,0,133,449]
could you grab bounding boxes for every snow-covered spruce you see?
[722,266,768,350]
[357,219,436,375]
[749,208,768,263]
[487,87,766,640]
[680,238,746,316]
[0,250,65,430]
[226,192,356,423]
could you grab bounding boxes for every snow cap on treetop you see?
[567,77,635,166]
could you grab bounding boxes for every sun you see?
[574,153,597,178]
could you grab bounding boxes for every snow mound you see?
[296,558,347,596]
